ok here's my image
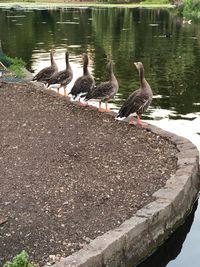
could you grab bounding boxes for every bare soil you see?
[0,82,178,266]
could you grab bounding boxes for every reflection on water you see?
[1,7,200,120]
[0,6,200,267]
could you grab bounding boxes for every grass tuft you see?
[3,250,36,267]
[5,56,26,78]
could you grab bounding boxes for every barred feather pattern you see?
[118,90,152,118]
[70,74,94,99]
[86,81,116,101]
[47,69,72,87]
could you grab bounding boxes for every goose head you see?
[134,62,144,72]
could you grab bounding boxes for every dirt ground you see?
[0,81,177,266]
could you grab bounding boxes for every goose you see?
[47,51,73,96]
[85,60,118,112]
[116,62,152,127]
[69,53,95,105]
[183,17,192,25]
[32,49,58,83]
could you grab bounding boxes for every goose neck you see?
[83,58,89,75]
[50,52,56,66]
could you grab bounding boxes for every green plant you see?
[182,0,200,18]
[3,250,36,267]
[97,0,141,3]
[5,56,26,78]
[142,0,170,4]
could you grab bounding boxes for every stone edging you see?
[39,87,200,267]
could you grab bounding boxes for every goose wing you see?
[118,89,152,118]
[70,75,94,97]
[32,66,56,82]
[48,70,72,85]
[86,81,114,100]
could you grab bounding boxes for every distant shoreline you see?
[0,1,175,9]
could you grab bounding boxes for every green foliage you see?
[3,250,35,267]
[142,0,170,4]
[96,0,172,4]
[97,0,141,3]
[5,56,26,78]
[182,0,200,18]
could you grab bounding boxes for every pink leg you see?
[98,100,105,112]
[137,115,148,127]
[105,101,111,112]
[64,87,67,96]
[129,117,137,125]
[78,99,89,107]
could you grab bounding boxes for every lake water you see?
[0,5,200,266]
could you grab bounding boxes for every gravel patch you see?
[0,82,178,266]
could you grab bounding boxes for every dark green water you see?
[1,7,200,119]
[0,6,200,267]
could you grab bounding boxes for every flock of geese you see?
[32,49,153,127]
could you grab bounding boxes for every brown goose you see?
[69,53,95,105]
[117,62,152,127]
[32,49,58,82]
[85,60,118,112]
[47,51,73,95]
